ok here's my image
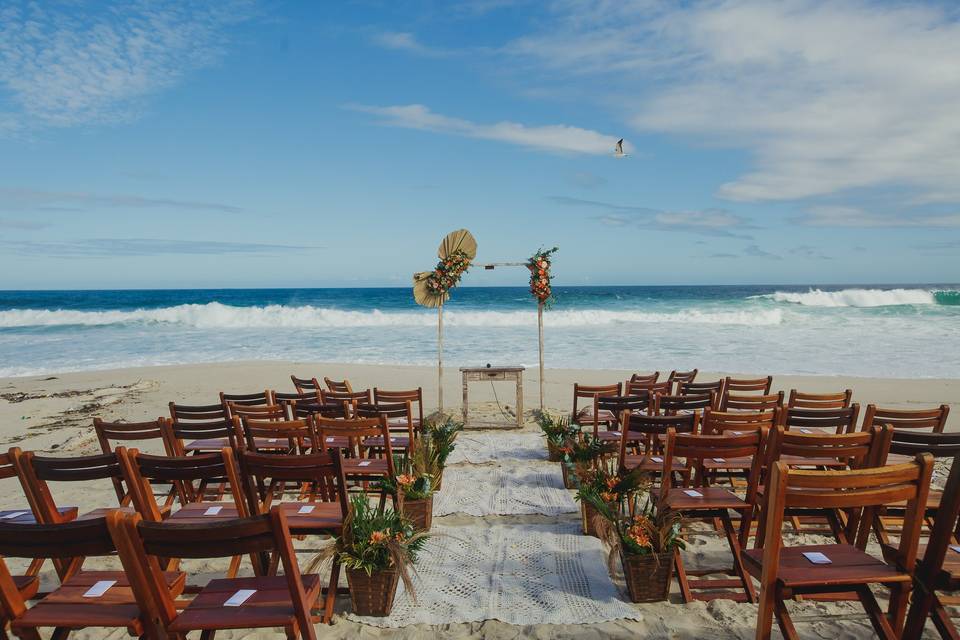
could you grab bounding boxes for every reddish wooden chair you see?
[220,391,272,421]
[618,412,697,482]
[320,389,373,415]
[653,392,715,416]
[290,375,322,395]
[624,379,672,397]
[667,369,699,387]
[235,416,319,455]
[374,387,425,431]
[109,508,320,640]
[861,404,950,434]
[238,450,349,622]
[356,401,416,452]
[227,403,286,422]
[571,383,622,427]
[0,516,185,640]
[787,389,852,409]
[747,457,932,639]
[679,379,724,396]
[324,377,354,393]
[699,409,780,477]
[94,418,173,507]
[719,391,784,413]
[167,402,238,455]
[315,416,396,491]
[626,371,660,386]
[661,428,767,603]
[724,376,773,395]
[273,391,323,414]
[592,395,652,440]
[780,405,860,435]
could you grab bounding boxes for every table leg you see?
[462,375,469,426]
[516,374,523,428]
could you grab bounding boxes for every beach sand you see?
[1,361,955,638]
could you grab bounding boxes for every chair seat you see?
[914,544,960,590]
[319,435,351,450]
[701,456,753,471]
[166,503,244,524]
[595,430,622,442]
[15,570,185,632]
[663,487,748,511]
[0,506,79,524]
[576,408,616,425]
[14,575,39,600]
[622,455,687,473]
[364,435,410,449]
[169,575,321,632]
[78,507,136,521]
[777,455,850,468]
[275,502,343,534]
[185,437,286,452]
[743,544,911,588]
[341,458,389,478]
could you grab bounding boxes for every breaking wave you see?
[760,288,958,308]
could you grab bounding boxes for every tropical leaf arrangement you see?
[308,493,430,600]
[527,246,559,307]
[561,432,615,468]
[415,414,463,490]
[535,411,578,448]
[381,452,434,503]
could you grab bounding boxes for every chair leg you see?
[931,598,960,640]
[856,585,897,639]
[773,593,800,640]
[674,548,692,603]
[227,554,242,578]
[200,630,216,640]
[886,582,910,635]
[50,628,70,640]
[324,556,341,624]
[722,512,757,603]
[755,580,777,640]
[904,584,957,640]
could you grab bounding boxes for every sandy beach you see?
[0,361,955,638]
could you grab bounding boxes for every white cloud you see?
[349,103,627,155]
[0,188,243,213]
[0,1,253,133]
[502,1,960,206]
[799,205,960,228]
[549,196,752,237]
[369,31,449,57]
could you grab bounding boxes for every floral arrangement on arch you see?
[527,247,558,307]
[424,250,472,296]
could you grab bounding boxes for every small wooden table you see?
[460,366,524,429]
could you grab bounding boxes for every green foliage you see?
[380,451,434,501]
[422,414,463,467]
[536,411,578,447]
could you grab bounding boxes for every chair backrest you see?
[220,391,272,417]
[862,404,950,433]
[320,388,372,407]
[108,508,316,640]
[93,417,166,454]
[374,388,424,429]
[324,377,354,393]
[226,402,286,422]
[118,447,246,521]
[724,375,773,395]
[678,379,724,396]
[272,391,321,413]
[765,424,892,472]
[624,379,672,397]
[314,416,396,472]
[701,408,779,435]
[356,401,416,439]
[781,404,860,435]
[235,416,319,454]
[787,388,852,409]
[572,383,622,417]
[719,391,784,412]
[887,429,960,459]
[662,428,765,498]
[755,456,932,558]
[0,515,116,560]
[653,392,715,415]
[11,449,128,524]
[238,450,348,517]
[288,399,350,420]
[667,369,698,385]
[291,375,322,394]
[596,395,652,422]
[627,372,660,385]
[0,450,16,482]
[618,412,697,466]
[167,402,235,455]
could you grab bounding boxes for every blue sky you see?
[0,0,958,289]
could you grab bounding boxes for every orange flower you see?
[370,530,389,544]
[396,473,415,487]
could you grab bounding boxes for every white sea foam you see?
[763,288,936,308]
[0,302,784,329]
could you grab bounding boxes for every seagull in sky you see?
[614,138,628,158]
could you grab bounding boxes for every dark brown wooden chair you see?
[356,401,416,452]
[109,508,320,639]
[903,452,960,639]
[320,389,373,414]
[167,402,238,455]
[571,383,622,427]
[719,391,784,413]
[94,418,172,507]
[315,416,396,496]
[787,389,852,409]
[374,387,425,432]
[227,403,286,422]
[0,516,185,640]
[661,428,767,603]
[724,376,773,395]
[667,369,698,388]
[780,404,860,435]
[221,390,272,408]
[273,391,322,412]
[699,409,779,477]
[238,450,349,623]
[747,457,932,639]
[624,379,672,397]
[861,404,950,433]
[679,379,724,396]
[235,416,319,455]
[626,371,660,386]
[653,392,715,415]
[290,375,322,395]
[618,412,697,482]
[324,377,354,393]
[593,395,652,439]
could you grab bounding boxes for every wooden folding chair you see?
[0,516,185,640]
[235,416,319,455]
[678,379,724,396]
[109,509,320,640]
[315,416,395,507]
[374,387,425,431]
[626,371,660,386]
[724,375,773,395]
[167,402,239,455]
[356,401,416,453]
[220,390,272,416]
[787,388,853,409]
[719,392,784,413]
[667,369,699,387]
[592,395,652,441]
[319,389,372,415]
[618,412,697,483]
[94,417,176,507]
[571,383,622,427]
[660,428,767,603]
[290,375,322,396]
[747,456,932,639]
[861,404,950,434]
[273,391,323,414]
[699,409,779,480]
[903,453,960,639]
[624,379,672,397]
[238,450,349,623]
[780,404,860,435]
[324,377,354,393]
[653,392,715,416]
[227,403,286,422]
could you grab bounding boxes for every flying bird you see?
[614,138,628,158]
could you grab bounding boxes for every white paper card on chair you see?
[950,545,960,553]
[297,505,315,514]
[683,489,703,497]
[713,457,726,462]
[651,457,663,463]
[799,428,813,434]
[203,506,223,516]
[0,511,27,519]
[326,437,334,443]
[358,460,371,467]
[224,589,257,607]
[83,580,116,598]
[268,438,279,443]
[802,551,832,564]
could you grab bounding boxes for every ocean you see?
[0,285,958,379]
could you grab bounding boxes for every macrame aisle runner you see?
[432,464,577,516]
[348,523,642,627]
[447,431,545,464]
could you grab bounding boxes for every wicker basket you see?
[547,441,563,462]
[560,463,577,489]
[620,549,674,603]
[402,496,433,531]
[580,501,600,537]
[347,567,400,616]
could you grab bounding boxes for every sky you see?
[0,0,959,289]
